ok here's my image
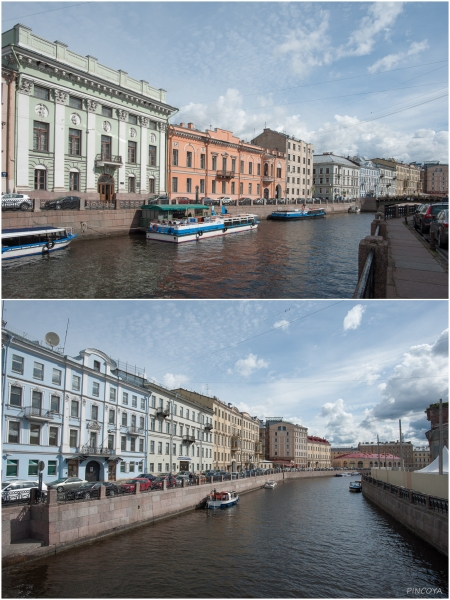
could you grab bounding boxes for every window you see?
[129,462,135,473]
[149,120,157,130]
[239,182,243,195]
[10,386,22,407]
[128,141,137,164]
[30,424,40,445]
[48,460,57,476]
[121,436,127,451]
[69,429,78,447]
[212,156,217,170]
[28,460,39,476]
[71,400,79,418]
[49,426,58,446]
[248,183,252,194]
[129,114,137,125]
[69,96,82,109]
[33,362,44,380]
[92,382,100,397]
[132,395,137,408]
[91,404,98,421]
[187,178,192,193]
[187,151,193,167]
[150,418,155,431]
[92,360,100,372]
[257,163,261,176]
[222,181,226,194]
[141,398,146,410]
[68,128,81,156]
[102,106,112,118]
[108,434,114,449]
[201,154,206,169]
[130,438,136,452]
[249,162,253,175]
[200,179,205,194]
[110,388,116,402]
[212,181,216,194]
[231,182,235,194]
[51,368,62,386]
[50,395,60,414]
[172,177,178,193]
[165,442,170,454]
[172,149,178,166]
[140,416,145,429]
[186,409,189,420]
[231,158,236,172]
[150,441,155,453]
[72,374,81,391]
[151,395,156,408]
[8,421,19,443]
[109,409,115,425]
[123,392,129,405]
[12,354,24,374]
[120,462,125,473]
[101,135,111,160]
[122,412,128,427]
[149,145,157,166]
[158,442,162,454]
[149,178,155,193]
[34,85,49,100]
[33,121,49,151]
[277,167,282,178]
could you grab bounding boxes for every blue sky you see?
[3,300,448,447]
[2,1,448,162]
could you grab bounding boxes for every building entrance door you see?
[263,188,269,200]
[67,460,78,477]
[98,174,114,201]
[85,461,100,482]
[108,461,116,481]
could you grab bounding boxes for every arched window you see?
[264,163,269,176]
[358,461,363,469]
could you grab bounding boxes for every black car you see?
[65,481,118,500]
[44,196,81,210]
[238,197,252,205]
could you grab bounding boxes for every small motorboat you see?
[264,480,277,489]
[206,490,239,509]
[349,481,362,493]
[348,206,361,213]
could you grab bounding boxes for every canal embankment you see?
[2,470,333,568]
[362,470,448,556]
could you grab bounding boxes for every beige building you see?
[307,436,331,468]
[333,452,400,469]
[266,419,308,467]
[331,446,358,461]
[359,441,414,469]
[413,447,431,470]
[370,158,422,196]
[422,162,448,197]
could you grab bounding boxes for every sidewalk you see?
[386,219,448,299]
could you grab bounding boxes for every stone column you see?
[16,78,33,190]
[86,99,98,193]
[53,89,68,192]
[140,117,148,194]
[158,122,167,193]
[118,109,127,194]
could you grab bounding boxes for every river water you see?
[2,476,447,598]
[2,213,373,299]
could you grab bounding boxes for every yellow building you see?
[307,436,331,468]
[266,419,308,468]
[413,447,431,470]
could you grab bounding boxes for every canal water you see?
[2,476,447,598]
[2,213,373,299]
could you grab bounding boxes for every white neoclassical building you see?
[312,153,360,201]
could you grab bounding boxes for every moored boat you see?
[2,226,77,260]
[206,490,239,509]
[270,207,326,220]
[349,481,362,492]
[264,480,277,489]
[348,206,361,213]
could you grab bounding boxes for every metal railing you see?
[78,445,116,455]
[23,407,55,420]
[119,200,144,209]
[353,249,375,299]
[95,154,122,165]
[85,201,115,210]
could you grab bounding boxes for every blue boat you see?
[270,208,326,220]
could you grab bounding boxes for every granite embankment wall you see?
[2,202,361,238]
[2,471,331,566]
[362,478,448,556]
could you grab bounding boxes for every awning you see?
[271,459,294,466]
[177,456,192,461]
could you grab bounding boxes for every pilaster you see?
[158,122,167,193]
[86,100,98,192]
[53,90,68,191]
[16,78,32,190]
[118,110,127,192]
[140,117,148,193]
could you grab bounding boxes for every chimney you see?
[187,122,194,130]
[179,123,185,128]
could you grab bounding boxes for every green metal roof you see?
[141,204,209,211]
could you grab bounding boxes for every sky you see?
[2,1,448,163]
[3,299,448,448]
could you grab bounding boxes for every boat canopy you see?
[2,227,69,238]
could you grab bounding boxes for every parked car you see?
[146,194,169,204]
[238,197,252,205]
[137,473,157,481]
[175,471,191,479]
[43,196,81,210]
[429,209,448,248]
[1,480,47,501]
[201,197,218,205]
[218,196,233,205]
[413,203,448,234]
[174,197,191,204]
[120,478,152,493]
[1,193,32,211]
[254,198,265,205]
[151,475,179,490]
[47,477,87,492]
[66,482,119,500]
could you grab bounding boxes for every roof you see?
[313,154,360,168]
[141,204,209,211]
[335,452,400,460]
[308,436,330,444]
[2,226,67,238]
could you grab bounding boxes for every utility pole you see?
[439,398,443,475]
[169,400,173,473]
[377,435,380,470]
[399,420,404,471]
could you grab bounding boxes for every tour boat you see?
[206,490,239,509]
[348,206,361,213]
[349,481,362,493]
[270,207,326,220]
[264,480,277,489]
[146,214,259,243]
[2,226,77,260]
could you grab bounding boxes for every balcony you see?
[78,445,116,456]
[204,423,213,432]
[231,435,241,451]
[23,407,55,422]
[155,408,170,419]
[262,175,274,183]
[95,154,123,168]
[255,442,263,454]
[126,426,144,436]
[216,170,235,179]
[182,435,195,445]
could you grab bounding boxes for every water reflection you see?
[2,214,373,299]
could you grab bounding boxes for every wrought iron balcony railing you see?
[78,445,116,455]
[216,170,235,179]
[156,408,170,419]
[95,154,123,166]
[182,435,195,444]
[204,423,213,432]
[23,407,54,421]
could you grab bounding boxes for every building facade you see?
[332,452,401,469]
[425,402,448,461]
[2,23,177,201]
[266,419,308,468]
[167,123,286,203]
[352,157,380,197]
[370,158,422,197]
[252,128,313,202]
[413,447,431,470]
[358,441,414,469]
[370,159,397,197]
[422,162,448,197]
[1,67,17,195]
[307,436,331,468]
[312,153,360,201]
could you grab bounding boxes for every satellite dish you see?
[45,332,60,348]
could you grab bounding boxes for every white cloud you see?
[343,305,366,331]
[162,373,190,389]
[274,319,290,331]
[368,40,429,74]
[235,353,269,377]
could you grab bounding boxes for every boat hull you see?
[271,211,326,220]
[2,235,77,260]
[146,222,258,243]
[206,498,239,509]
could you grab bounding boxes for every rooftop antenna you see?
[44,331,60,349]
[63,318,70,354]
